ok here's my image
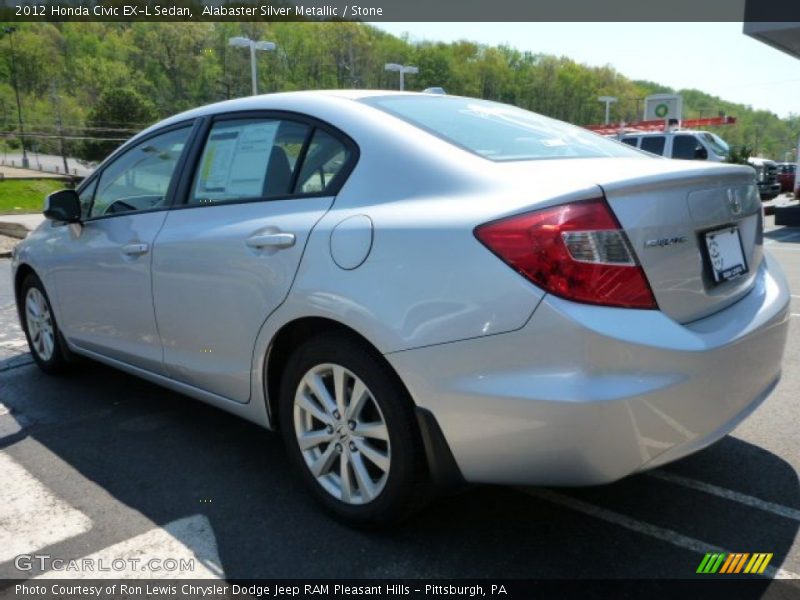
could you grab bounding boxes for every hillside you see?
[0,22,797,160]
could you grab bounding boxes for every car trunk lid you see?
[494,158,761,323]
[600,163,761,323]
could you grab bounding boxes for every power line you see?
[0,131,130,141]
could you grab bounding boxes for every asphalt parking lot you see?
[0,215,798,583]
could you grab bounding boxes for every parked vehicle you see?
[776,162,796,194]
[618,130,730,161]
[12,92,790,525]
[748,157,781,200]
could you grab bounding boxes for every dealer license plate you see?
[704,226,748,284]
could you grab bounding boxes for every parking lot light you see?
[598,95,618,125]
[385,63,419,91]
[229,36,277,96]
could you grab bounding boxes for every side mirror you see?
[694,146,709,160]
[43,189,81,223]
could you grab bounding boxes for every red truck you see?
[776,162,796,194]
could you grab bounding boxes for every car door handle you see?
[246,232,296,249]
[121,242,149,256]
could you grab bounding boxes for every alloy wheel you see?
[25,287,55,362]
[293,363,391,505]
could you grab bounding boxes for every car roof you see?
[134,90,422,140]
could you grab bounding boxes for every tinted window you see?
[294,129,351,194]
[640,136,666,155]
[191,119,309,204]
[672,135,703,160]
[91,126,191,218]
[362,95,644,161]
[620,137,638,147]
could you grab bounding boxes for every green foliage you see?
[0,178,65,214]
[81,86,157,161]
[725,144,753,165]
[0,22,797,161]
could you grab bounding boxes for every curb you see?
[0,222,29,239]
[0,221,28,259]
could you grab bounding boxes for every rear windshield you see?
[361,95,644,162]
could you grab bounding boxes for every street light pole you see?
[249,42,257,96]
[229,36,277,96]
[384,63,419,91]
[598,95,618,126]
[4,26,29,169]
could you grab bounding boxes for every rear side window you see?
[191,119,309,204]
[361,95,644,161]
[620,137,638,147]
[672,135,703,160]
[640,136,666,155]
[294,129,352,194]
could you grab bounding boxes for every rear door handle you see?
[121,242,149,256]
[246,232,296,249]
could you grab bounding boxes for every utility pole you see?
[51,81,69,175]
[4,26,29,169]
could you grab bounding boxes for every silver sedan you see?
[11,91,790,525]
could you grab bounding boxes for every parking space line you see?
[523,488,799,579]
[649,471,800,522]
[0,453,92,563]
[34,515,224,579]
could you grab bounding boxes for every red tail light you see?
[474,198,657,309]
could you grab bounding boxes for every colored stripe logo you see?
[696,553,773,574]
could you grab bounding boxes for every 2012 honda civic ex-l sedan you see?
[12,91,790,525]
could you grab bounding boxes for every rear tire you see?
[278,332,429,527]
[19,273,71,374]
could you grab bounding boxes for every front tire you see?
[19,273,71,374]
[278,333,429,526]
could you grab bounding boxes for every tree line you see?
[0,22,797,162]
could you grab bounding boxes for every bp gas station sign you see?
[644,94,683,122]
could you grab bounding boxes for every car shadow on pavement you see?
[1,359,798,587]
[765,228,800,243]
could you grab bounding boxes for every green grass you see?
[0,179,66,215]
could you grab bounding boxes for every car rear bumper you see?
[386,253,790,486]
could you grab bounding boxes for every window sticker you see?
[196,122,279,201]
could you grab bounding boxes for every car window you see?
[620,137,638,147]
[191,119,309,204]
[91,126,191,218]
[700,132,729,158]
[294,129,351,194]
[640,136,666,155]
[78,178,98,220]
[672,135,703,160]
[361,95,643,161]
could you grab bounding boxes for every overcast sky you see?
[373,22,799,118]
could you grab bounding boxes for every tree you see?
[2,23,797,161]
[80,87,157,161]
